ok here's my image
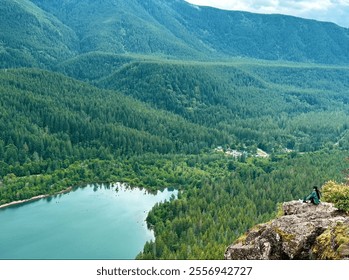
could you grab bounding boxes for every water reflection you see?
[0,183,177,260]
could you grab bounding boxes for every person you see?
[303,186,321,205]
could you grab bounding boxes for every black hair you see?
[313,186,321,199]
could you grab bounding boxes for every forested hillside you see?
[0,0,78,68]
[1,0,349,260]
[98,59,349,152]
[1,0,348,66]
[0,68,228,167]
[170,1,349,64]
[137,150,348,259]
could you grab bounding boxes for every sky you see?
[185,0,349,28]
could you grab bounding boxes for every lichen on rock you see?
[312,221,349,260]
[225,200,349,260]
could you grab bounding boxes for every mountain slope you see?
[95,59,349,152]
[0,0,79,68]
[0,68,229,166]
[30,0,207,58]
[30,0,349,64]
[171,1,349,64]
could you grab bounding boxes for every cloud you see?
[185,0,349,27]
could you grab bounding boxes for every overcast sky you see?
[185,0,349,28]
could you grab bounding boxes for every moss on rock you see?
[312,222,349,260]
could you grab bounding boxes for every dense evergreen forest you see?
[1,61,349,259]
[1,0,349,260]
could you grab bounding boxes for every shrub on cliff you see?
[322,181,349,212]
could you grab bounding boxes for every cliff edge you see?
[225,201,349,260]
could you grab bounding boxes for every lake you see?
[0,183,176,260]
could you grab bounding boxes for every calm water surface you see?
[0,183,176,260]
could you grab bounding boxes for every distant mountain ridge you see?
[0,0,79,68]
[2,0,349,67]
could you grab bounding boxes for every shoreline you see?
[0,187,73,210]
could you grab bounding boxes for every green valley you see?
[1,0,349,260]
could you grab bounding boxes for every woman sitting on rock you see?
[303,186,321,205]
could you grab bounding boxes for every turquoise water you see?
[0,183,176,260]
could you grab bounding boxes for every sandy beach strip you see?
[0,187,73,209]
[0,194,49,209]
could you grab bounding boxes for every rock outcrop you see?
[225,201,349,260]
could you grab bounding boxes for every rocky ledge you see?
[225,201,349,260]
